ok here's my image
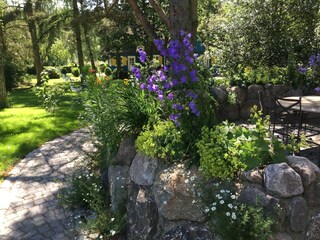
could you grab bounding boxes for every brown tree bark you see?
[126,0,157,39]
[169,0,198,41]
[24,0,43,86]
[72,0,85,86]
[0,23,8,108]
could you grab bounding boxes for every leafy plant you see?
[72,67,80,77]
[35,80,70,114]
[196,106,286,179]
[201,180,276,240]
[60,157,126,238]
[136,120,184,161]
[81,74,159,165]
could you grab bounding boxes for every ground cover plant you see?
[0,78,83,182]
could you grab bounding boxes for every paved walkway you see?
[0,129,97,240]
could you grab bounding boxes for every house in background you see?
[106,40,208,72]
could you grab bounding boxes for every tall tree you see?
[72,0,85,85]
[0,18,8,108]
[24,0,43,86]
[126,0,198,42]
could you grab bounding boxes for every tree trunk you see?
[25,0,43,86]
[0,23,8,109]
[83,23,96,70]
[169,0,198,42]
[72,0,85,86]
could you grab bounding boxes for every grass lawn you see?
[0,79,83,181]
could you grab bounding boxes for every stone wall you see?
[212,84,306,121]
[105,136,320,240]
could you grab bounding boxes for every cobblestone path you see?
[0,129,96,240]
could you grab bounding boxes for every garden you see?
[1,0,320,240]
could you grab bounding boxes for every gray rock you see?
[304,181,320,206]
[241,169,263,184]
[153,164,204,222]
[230,86,247,107]
[129,154,158,186]
[306,213,320,240]
[287,155,320,187]
[108,165,129,212]
[238,186,273,207]
[211,87,228,103]
[247,84,264,100]
[240,99,261,119]
[290,197,308,232]
[116,135,137,166]
[162,223,212,240]
[225,103,240,121]
[127,184,158,240]
[264,163,304,198]
[270,232,293,240]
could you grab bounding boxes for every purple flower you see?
[190,69,198,82]
[164,65,170,72]
[170,79,179,87]
[163,82,170,89]
[132,66,142,80]
[138,48,147,63]
[168,92,174,101]
[187,90,198,99]
[140,83,146,89]
[180,75,187,84]
[298,66,307,74]
[315,86,320,92]
[186,56,194,64]
[158,90,164,101]
[189,101,198,115]
[173,104,184,111]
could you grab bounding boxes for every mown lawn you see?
[0,79,83,181]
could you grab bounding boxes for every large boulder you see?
[306,213,320,240]
[129,154,158,186]
[127,184,158,240]
[108,165,129,212]
[304,181,320,206]
[238,186,274,207]
[240,99,260,119]
[225,104,240,121]
[210,87,228,104]
[153,164,204,222]
[116,135,137,166]
[162,222,213,240]
[270,232,293,240]
[287,155,320,187]
[247,84,264,100]
[289,197,309,232]
[264,163,304,198]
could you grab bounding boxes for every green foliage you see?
[196,106,286,179]
[72,67,80,77]
[81,76,159,164]
[61,158,126,237]
[136,120,184,161]
[43,67,60,79]
[104,66,112,76]
[35,81,70,114]
[201,180,276,240]
[0,82,82,182]
[4,56,24,91]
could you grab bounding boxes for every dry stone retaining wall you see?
[105,136,320,240]
[212,84,308,121]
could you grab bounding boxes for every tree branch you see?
[126,0,157,40]
[149,0,170,30]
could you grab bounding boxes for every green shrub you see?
[60,158,126,237]
[104,66,112,76]
[201,180,276,240]
[35,80,70,114]
[196,107,286,179]
[4,57,24,90]
[44,67,60,79]
[136,120,184,161]
[81,78,159,163]
[72,67,80,77]
[60,66,69,75]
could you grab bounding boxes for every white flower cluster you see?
[203,184,239,222]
